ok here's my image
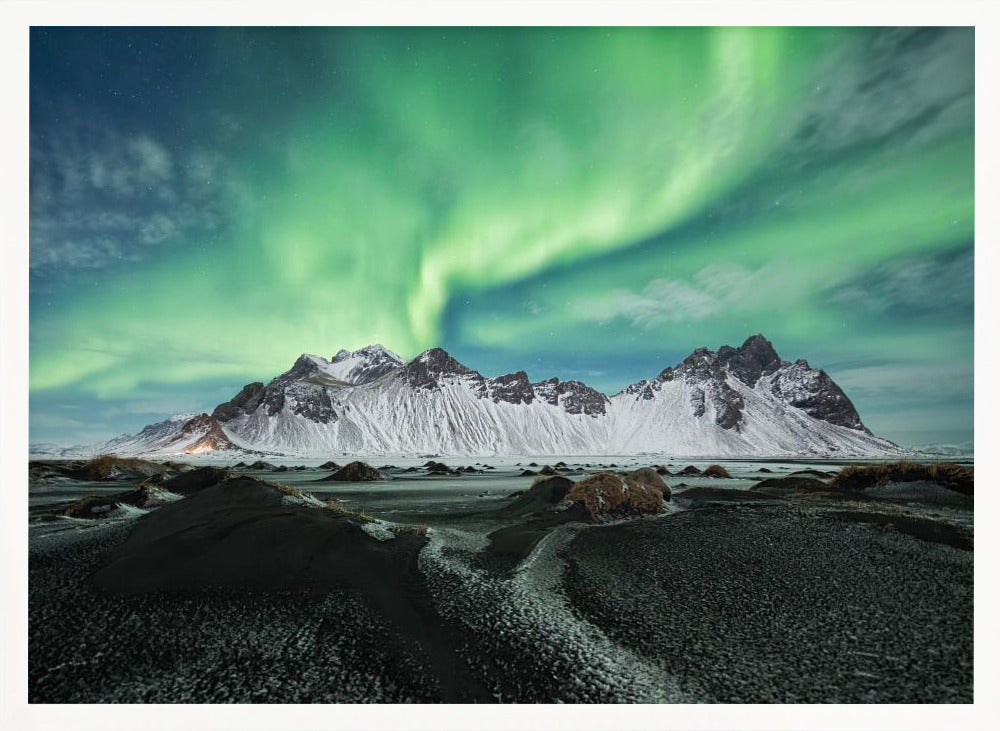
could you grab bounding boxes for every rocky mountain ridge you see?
[96,335,901,457]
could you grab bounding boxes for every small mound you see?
[863,481,973,508]
[63,484,180,519]
[757,467,773,473]
[563,472,665,522]
[655,466,671,476]
[502,476,574,517]
[750,476,830,493]
[787,469,832,479]
[678,465,702,476]
[628,468,671,501]
[248,460,278,471]
[538,465,560,476]
[320,461,385,482]
[520,469,538,477]
[70,455,172,482]
[424,461,460,475]
[319,460,340,470]
[702,464,732,479]
[160,466,232,495]
[831,462,973,496]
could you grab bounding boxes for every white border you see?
[2,2,997,730]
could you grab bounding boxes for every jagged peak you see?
[411,347,472,371]
[331,343,403,364]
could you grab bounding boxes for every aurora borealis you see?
[29,27,974,447]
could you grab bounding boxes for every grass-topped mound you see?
[702,464,733,479]
[563,472,666,522]
[71,455,177,481]
[831,462,973,496]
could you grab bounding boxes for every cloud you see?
[29,237,137,270]
[574,263,788,327]
[139,213,178,245]
[30,117,231,275]
[128,135,173,182]
[786,28,973,159]
[831,361,972,403]
[827,246,973,317]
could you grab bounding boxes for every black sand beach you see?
[28,459,973,703]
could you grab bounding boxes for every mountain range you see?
[72,335,903,458]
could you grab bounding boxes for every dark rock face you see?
[620,379,660,400]
[770,361,868,432]
[179,414,236,453]
[717,334,783,387]
[401,348,483,392]
[320,461,384,482]
[328,345,403,384]
[662,349,745,430]
[214,355,340,426]
[532,378,609,416]
[487,371,535,405]
[212,382,265,422]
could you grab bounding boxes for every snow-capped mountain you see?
[96,335,904,457]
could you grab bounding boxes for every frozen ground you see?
[29,456,974,703]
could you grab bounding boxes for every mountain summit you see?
[101,336,901,457]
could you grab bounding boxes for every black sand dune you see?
[91,477,424,595]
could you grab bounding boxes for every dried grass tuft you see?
[831,461,973,496]
[564,471,665,521]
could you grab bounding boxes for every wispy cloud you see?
[786,28,973,159]
[827,246,973,317]
[30,116,235,275]
[573,263,788,327]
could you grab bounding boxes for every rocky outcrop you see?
[532,377,609,416]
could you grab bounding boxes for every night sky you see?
[29,27,974,447]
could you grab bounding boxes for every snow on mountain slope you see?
[98,335,904,457]
[324,344,404,385]
[98,412,244,457]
